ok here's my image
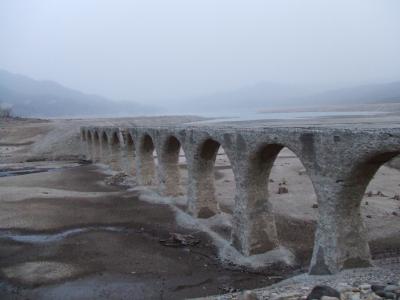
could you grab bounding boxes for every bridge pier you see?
[231,144,282,255]
[309,176,372,274]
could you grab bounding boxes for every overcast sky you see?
[0,0,399,104]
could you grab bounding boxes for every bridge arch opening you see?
[267,146,317,263]
[138,134,157,185]
[352,151,400,262]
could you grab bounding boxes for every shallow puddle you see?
[0,167,53,177]
[0,161,86,178]
[0,226,126,243]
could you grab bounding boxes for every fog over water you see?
[1,0,400,112]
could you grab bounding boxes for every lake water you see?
[190,111,385,124]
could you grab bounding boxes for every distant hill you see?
[0,69,155,117]
[294,81,400,105]
[174,82,313,113]
[2,68,399,117]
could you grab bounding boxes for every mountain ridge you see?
[0,69,155,117]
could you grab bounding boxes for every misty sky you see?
[1,0,400,104]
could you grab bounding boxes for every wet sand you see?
[0,164,287,300]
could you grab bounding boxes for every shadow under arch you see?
[159,135,187,196]
[137,133,157,185]
[188,137,236,219]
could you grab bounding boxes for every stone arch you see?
[137,133,157,185]
[159,135,187,196]
[188,137,236,218]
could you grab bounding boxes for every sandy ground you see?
[1,115,400,299]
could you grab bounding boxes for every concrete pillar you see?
[231,144,281,255]
[309,175,372,274]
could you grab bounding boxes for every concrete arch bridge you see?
[80,124,400,275]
